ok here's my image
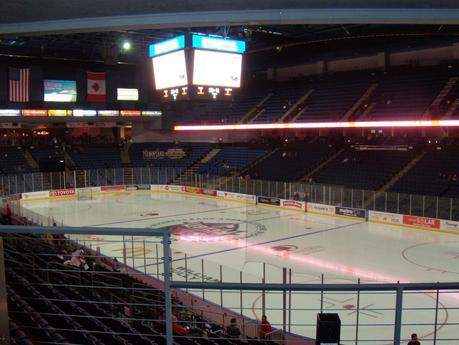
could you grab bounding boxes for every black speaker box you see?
[316,313,341,345]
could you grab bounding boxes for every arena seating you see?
[163,65,458,125]
[69,145,123,170]
[365,66,451,119]
[252,80,311,123]
[0,148,32,175]
[175,90,268,124]
[311,145,419,190]
[246,140,338,181]
[197,146,268,176]
[294,73,374,122]
[389,143,459,197]
[5,234,275,345]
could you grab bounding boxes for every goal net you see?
[77,188,93,200]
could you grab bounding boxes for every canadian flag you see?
[87,72,106,102]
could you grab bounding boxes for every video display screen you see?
[192,49,242,88]
[44,80,77,102]
[152,50,188,90]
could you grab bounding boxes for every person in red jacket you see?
[159,311,189,336]
[259,315,272,339]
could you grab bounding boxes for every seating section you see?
[5,234,276,345]
[247,141,337,181]
[0,148,32,175]
[390,144,459,197]
[253,80,311,123]
[311,146,418,190]
[163,65,459,125]
[366,66,450,119]
[69,145,122,169]
[197,146,268,176]
[295,73,373,122]
[175,90,268,124]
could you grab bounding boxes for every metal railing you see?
[1,167,458,221]
[2,223,459,345]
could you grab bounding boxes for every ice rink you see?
[20,191,459,344]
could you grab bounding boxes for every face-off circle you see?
[402,241,459,275]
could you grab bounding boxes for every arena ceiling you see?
[1,1,459,63]
[2,0,459,35]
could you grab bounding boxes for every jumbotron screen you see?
[152,50,188,90]
[192,49,242,88]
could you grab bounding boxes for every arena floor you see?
[20,191,459,344]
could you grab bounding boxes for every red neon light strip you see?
[174,120,459,131]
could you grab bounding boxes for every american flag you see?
[9,67,29,102]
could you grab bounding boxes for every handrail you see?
[170,281,459,291]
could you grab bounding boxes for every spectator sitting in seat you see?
[259,314,272,339]
[64,248,88,269]
[407,333,420,345]
[226,318,241,338]
[159,310,190,336]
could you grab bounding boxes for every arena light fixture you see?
[174,120,459,131]
[122,41,131,51]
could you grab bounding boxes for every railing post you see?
[73,170,76,189]
[262,262,266,317]
[451,198,453,220]
[201,259,205,300]
[355,278,360,345]
[436,197,439,219]
[219,264,223,308]
[282,267,287,333]
[433,289,440,345]
[239,271,243,316]
[155,243,160,278]
[143,240,147,275]
[162,232,173,345]
[0,238,10,344]
[185,254,189,293]
[393,285,403,345]
[385,192,387,212]
[288,268,292,333]
[320,273,324,313]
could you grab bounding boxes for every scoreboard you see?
[149,34,245,101]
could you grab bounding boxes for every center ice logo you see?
[149,217,267,242]
[171,222,243,242]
